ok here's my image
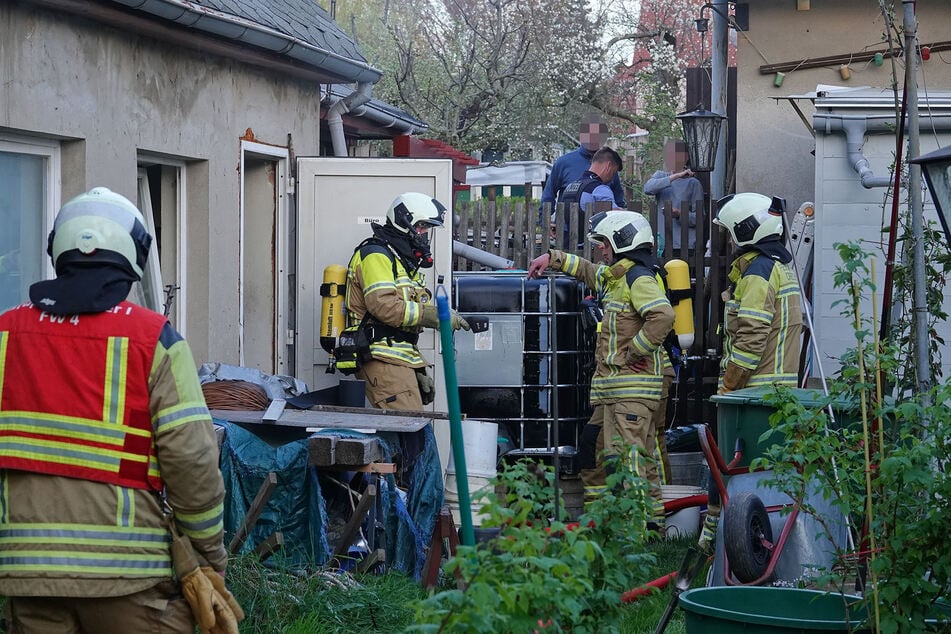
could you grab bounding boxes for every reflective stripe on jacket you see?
[721,251,803,388]
[346,240,430,368]
[0,301,226,596]
[551,250,674,402]
[0,302,164,490]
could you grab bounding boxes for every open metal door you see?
[296,158,454,412]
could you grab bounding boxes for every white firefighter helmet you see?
[588,210,654,254]
[48,187,152,279]
[386,192,447,234]
[714,192,784,247]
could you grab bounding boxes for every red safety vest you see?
[0,301,166,490]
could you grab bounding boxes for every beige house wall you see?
[734,0,951,208]
[1,3,323,366]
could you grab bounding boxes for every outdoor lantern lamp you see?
[676,108,727,173]
[909,145,951,247]
[694,3,749,33]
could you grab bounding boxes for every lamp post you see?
[909,144,951,248]
[676,108,727,173]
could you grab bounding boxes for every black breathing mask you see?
[411,231,434,269]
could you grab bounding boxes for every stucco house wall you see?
[2,3,321,362]
[730,1,951,380]
[1,1,409,374]
[734,0,951,207]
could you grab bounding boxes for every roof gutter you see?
[813,112,951,189]
[348,103,428,135]
[110,0,382,84]
[324,87,428,139]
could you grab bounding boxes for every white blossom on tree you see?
[331,0,711,160]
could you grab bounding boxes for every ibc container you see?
[452,272,595,453]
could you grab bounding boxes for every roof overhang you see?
[27,0,382,85]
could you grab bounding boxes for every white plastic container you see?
[444,420,499,527]
[662,484,705,539]
[445,472,494,527]
[445,419,499,478]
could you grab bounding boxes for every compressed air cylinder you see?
[664,259,694,350]
[319,264,348,353]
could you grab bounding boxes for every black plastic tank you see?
[452,272,595,453]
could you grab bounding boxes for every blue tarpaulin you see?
[217,420,443,579]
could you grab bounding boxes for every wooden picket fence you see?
[451,198,732,362]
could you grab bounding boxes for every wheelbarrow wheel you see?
[723,490,773,583]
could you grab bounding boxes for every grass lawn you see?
[227,534,706,633]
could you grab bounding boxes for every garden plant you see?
[753,238,951,633]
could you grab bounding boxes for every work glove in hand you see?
[419,304,470,331]
[416,368,435,405]
[202,567,245,625]
[181,566,243,634]
[718,361,752,395]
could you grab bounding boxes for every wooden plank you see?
[348,462,396,474]
[356,548,386,574]
[210,408,433,432]
[228,471,278,554]
[498,200,511,262]
[423,505,460,588]
[301,403,451,420]
[262,398,286,422]
[254,531,284,561]
[332,483,377,559]
[309,436,385,467]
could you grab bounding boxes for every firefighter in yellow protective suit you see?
[713,193,802,394]
[528,211,675,528]
[0,188,240,633]
[345,192,470,411]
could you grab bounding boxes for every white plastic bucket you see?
[662,484,705,540]
[444,420,499,528]
[445,420,499,479]
[445,472,494,527]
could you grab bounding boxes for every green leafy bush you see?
[752,241,951,633]
[409,454,658,633]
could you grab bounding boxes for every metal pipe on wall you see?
[710,0,729,200]
[903,0,932,409]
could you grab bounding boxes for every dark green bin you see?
[679,586,869,633]
[710,387,856,468]
[680,586,950,633]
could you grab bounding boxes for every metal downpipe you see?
[327,82,374,157]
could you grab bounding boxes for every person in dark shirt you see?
[557,147,624,247]
[541,113,627,211]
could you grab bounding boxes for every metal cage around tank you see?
[451,271,595,456]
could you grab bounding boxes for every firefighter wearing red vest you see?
[0,188,241,633]
[345,192,470,410]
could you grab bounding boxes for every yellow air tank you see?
[664,259,694,350]
[319,264,348,354]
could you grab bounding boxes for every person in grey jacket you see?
[644,140,704,253]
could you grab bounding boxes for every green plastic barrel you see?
[679,587,869,633]
[710,387,856,468]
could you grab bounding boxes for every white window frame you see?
[0,134,62,281]
[239,141,291,372]
[136,155,188,334]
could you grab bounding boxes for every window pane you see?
[0,151,46,312]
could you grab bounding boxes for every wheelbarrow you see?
[626,423,849,634]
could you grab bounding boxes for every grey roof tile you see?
[136,0,367,64]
